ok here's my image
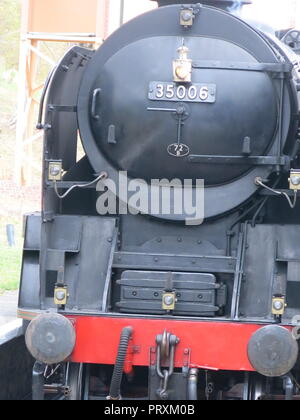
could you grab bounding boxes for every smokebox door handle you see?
[91,88,101,120]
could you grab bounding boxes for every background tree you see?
[0,0,21,71]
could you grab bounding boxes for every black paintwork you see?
[77,4,297,219]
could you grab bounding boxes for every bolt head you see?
[46,332,55,344]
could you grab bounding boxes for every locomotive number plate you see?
[149,81,216,103]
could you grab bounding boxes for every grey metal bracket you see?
[192,61,293,75]
[188,155,288,166]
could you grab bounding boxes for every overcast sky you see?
[243,0,300,29]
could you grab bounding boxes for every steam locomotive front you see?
[18,0,300,400]
[77,0,299,220]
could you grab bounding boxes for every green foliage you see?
[0,218,23,293]
[0,246,22,293]
[0,0,21,71]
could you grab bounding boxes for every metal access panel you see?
[116,271,227,316]
[239,224,300,322]
[19,214,118,312]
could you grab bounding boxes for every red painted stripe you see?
[67,316,275,371]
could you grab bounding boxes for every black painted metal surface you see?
[116,270,226,315]
[151,0,252,8]
[77,4,297,219]
[0,336,34,400]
